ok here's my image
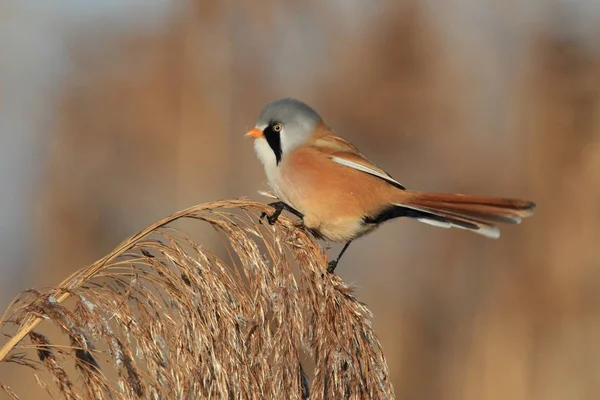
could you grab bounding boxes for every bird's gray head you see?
[246,98,322,165]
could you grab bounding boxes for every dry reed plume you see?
[0,199,394,399]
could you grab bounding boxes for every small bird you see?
[246,98,536,273]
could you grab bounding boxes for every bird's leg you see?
[327,241,353,273]
[260,201,303,225]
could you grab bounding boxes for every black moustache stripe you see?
[263,125,282,164]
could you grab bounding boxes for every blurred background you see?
[1,0,600,398]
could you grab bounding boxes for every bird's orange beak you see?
[245,128,264,139]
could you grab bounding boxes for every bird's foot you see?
[326,260,338,274]
[324,241,351,274]
[259,208,283,225]
[259,202,302,225]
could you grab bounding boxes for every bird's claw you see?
[259,211,279,225]
[326,260,338,274]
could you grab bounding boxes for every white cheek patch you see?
[253,138,286,200]
[254,138,277,167]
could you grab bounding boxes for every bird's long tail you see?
[394,192,536,238]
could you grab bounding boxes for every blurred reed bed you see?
[0,200,393,399]
[3,1,600,398]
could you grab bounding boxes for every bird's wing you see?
[312,134,406,190]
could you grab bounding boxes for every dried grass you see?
[0,199,394,399]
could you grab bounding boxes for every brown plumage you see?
[247,98,536,272]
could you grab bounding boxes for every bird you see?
[245,98,536,273]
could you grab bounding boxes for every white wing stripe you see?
[330,156,404,188]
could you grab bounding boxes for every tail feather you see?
[400,203,501,238]
[408,193,535,210]
[394,192,536,238]
[413,201,525,224]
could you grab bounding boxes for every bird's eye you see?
[273,123,283,132]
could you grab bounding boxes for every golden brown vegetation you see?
[4,1,600,398]
[0,200,393,399]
